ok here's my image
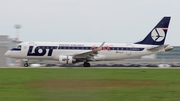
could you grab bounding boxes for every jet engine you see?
[59,55,75,64]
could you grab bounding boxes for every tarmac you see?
[0,67,180,69]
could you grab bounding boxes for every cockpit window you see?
[17,45,21,49]
[11,45,22,51]
[14,45,21,49]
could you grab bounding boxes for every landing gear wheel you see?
[24,63,28,67]
[83,62,90,67]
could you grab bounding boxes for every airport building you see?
[157,46,180,60]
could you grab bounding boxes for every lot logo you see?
[27,46,57,56]
[151,28,165,42]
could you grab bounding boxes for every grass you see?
[0,68,180,101]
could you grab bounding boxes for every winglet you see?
[96,42,105,51]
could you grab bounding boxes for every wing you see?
[73,42,105,60]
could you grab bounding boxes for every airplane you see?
[4,16,173,67]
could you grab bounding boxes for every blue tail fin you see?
[135,17,171,45]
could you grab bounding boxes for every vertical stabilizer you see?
[135,17,171,45]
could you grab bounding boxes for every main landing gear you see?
[83,62,90,67]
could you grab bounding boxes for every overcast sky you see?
[0,0,179,45]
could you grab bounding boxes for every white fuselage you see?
[5,42,165,62]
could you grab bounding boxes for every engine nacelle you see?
[59,55,75,64]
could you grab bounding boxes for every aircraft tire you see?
[24,63,29,67]
[83,62,90,67]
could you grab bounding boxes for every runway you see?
[0,67,180,69]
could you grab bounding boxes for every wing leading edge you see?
[73,42,105,60]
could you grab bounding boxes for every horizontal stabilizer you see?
[147,44,173,51]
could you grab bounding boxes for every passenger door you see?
[126,44,132,55]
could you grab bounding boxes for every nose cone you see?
[4,51,10,57]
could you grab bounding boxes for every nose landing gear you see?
[23,59,29,67]
[24,62,28,67]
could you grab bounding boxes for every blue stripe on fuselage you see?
[11,46,144,52]
[57,46,144,51]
